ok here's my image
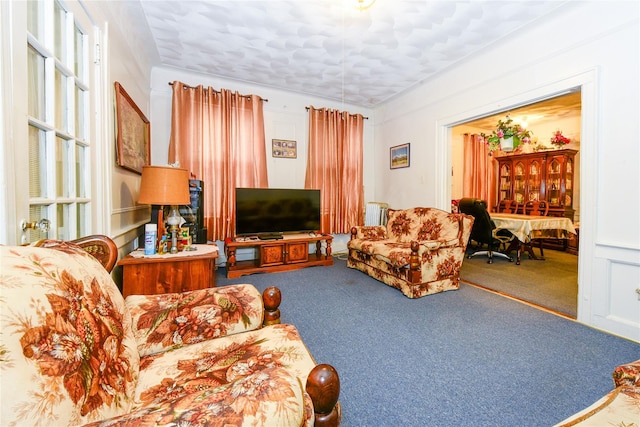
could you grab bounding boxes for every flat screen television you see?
[235,188,321,237]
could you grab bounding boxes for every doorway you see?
[451,91,581,317]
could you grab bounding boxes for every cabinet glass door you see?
[528,160,542,202]
[565,158,573,208]
[514,161,525,204]
[499,164,512,201]
[547,158,561,205]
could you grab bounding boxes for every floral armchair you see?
[0,239,340,426]
[348,207,474,298]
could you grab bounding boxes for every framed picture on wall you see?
[390,143,410,169]
[272,139,297,158]
[115,82,150,174]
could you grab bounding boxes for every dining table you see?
[490,212,577,265]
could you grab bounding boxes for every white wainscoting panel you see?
[590,244,640,342]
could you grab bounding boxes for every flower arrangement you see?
[480,116,533,154]
[550,130,571,147]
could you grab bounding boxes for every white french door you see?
[3,0,99,245]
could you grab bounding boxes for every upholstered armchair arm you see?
[350,225,388,241]
[613,359,640,387]
[410,235,470,284]
[125,284,270,357]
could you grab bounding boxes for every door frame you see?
[435,69,598,325]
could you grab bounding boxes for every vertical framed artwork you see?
[390,143,410,169]
[115,82,150,174]
[272,139,297,158]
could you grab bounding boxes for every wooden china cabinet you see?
[495,149,577,220]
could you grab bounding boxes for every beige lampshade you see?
[138,165,191,206]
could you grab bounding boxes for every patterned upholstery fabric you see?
[0,243,315,427]
[554,359,640,426]
[613,359,640,387]
[125,284,264,357]
[347,207,474,298]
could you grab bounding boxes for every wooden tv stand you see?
[225,233,333,278]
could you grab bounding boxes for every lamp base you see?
[167,205,182,253]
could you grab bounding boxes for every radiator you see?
[365,202,389,226]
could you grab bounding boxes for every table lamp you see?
[138,165,191,253]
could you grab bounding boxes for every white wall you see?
[372,1,639,341]
[79,1,157,254]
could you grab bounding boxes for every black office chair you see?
[458,198,513,264]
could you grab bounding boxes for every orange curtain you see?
[168,81,268,240]
[463,133,497,211]
[305,106,364,234]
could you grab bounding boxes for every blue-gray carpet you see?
[216,258,639,427]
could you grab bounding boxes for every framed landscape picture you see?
[115,82,150,174]
[390,143,410,169]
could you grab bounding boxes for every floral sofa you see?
[347,207,474,298]
[0,240,340,426]
[554,360,640,426]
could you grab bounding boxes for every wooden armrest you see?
[35,235,118,273]
[306,364,341,427]
[71,235,118,273]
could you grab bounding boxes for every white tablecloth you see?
[491,213,576,243]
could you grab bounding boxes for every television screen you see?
[235,188,321,236]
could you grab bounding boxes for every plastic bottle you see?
[144,224,157,255]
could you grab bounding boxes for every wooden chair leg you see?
[537,239,545,257]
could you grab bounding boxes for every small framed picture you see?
[272,139,297,158]
[390,143,410,169]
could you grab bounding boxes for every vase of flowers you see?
[550,130,571,149]
[480,115,533,155]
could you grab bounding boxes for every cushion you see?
[386,207,462,243]
[131,323,316,426]
[0,244,140,426]
[348,238,459,268]
[352,225,387,240]
[82,367,308,427]
[125,284,264,357]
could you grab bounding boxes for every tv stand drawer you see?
[260,243,285,266]
[285,242,309,264]
[259,242,310,266]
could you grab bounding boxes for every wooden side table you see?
[118,244,218,297]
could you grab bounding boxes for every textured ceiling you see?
[137,0,570,108]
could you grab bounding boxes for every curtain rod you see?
[305,106,368,120]
[168,82,268,102]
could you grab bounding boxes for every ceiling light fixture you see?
[354,0,376,11]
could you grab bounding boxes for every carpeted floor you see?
[216,257,638,426]
[460,247,578,318]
